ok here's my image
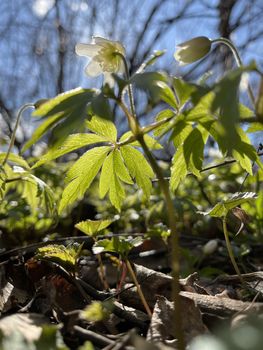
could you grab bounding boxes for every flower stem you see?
[2,103,34,166]
[211,37,255,107]
[222,216,245,284]
[125,259,152,318]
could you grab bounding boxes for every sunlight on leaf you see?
[32,133,107,169]
[59,146,110,213]
[121,146,154,199]
[86,115,117,142]
[92,236,143,258]
[75,219,114,237]
[198,192,257,218]
[81,300,114,322]
[36,243,83,270]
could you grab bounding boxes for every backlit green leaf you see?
[151,81,178,109]
[92,236,143,257]
[247,122,263,133]
[99,150,132,211]
[172,77,196,107]
[121,146,154,198]
[86,115,117,142]
[153,109,175,137]
[36,243,82,270]
[59,146,110,213]
[75,219,113,237]
[211,68,243,153]
[31,88,95,146]
[0,153,30,169]
[199,192,257,218]
[32,133,107,169]
[170,146,186,191]
[170,126,208,190]
[119,132,162,149]
[33,88,94,118]
[22,113,64,153]
[91,93,112,120]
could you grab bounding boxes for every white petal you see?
[75,43,99,57]
[103,73,115,88]
[93,37,111,46]
[85,60,102,77]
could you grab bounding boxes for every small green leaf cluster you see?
[35,242,83,271]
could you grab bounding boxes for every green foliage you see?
[59,146,110,213]
[170,125,208,191]
[81,300,114,322]
[23,88,95,150]
[35,243,83,271]
[75,219,114,237]
[92,236,143,258]
[199,192,257,218]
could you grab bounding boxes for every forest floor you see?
[0,233,263,349]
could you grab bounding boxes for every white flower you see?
[75,37,125,86]
[174,36,212,65]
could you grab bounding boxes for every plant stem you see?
[137,135,185,349]
[97,253,110,290]
[2,103,34,166]
[211,37,255,107]
[222,216,245,284]
[119,54,185,350]
[125,259,152,318]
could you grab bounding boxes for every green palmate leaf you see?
[170,119,193,147]
[22,113,64,153]
[119,131,162,149]
[232,127,262,174]
[170,126,208,190]
[172,77,197,107]
[99,150,133,211]
[247,122,263,133]
[91,92,112,120]
[170,146,186,191]
[211,68,245,153]
[199,192,257,218]
[153,109,175,137]
[151,81,178,109]
[92,236,143,258]
[33,88,94,118]
[0,153,30,169]
[86,115,117,142]
[120,145,154,198]
[75,219,114,237]
[131,72,170,104]
[32,133,107,169]
[30,88,95,146]
[59,146,110,213]
[185,91,215,122]
[239,103,254,119]
[36,243,82,270]
[14,169,57,216]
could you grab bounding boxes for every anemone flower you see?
[174,36,212,65]
[75,37,125,86]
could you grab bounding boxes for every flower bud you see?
[174,36,212,65]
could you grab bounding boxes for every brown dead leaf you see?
[147,295,208,347]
